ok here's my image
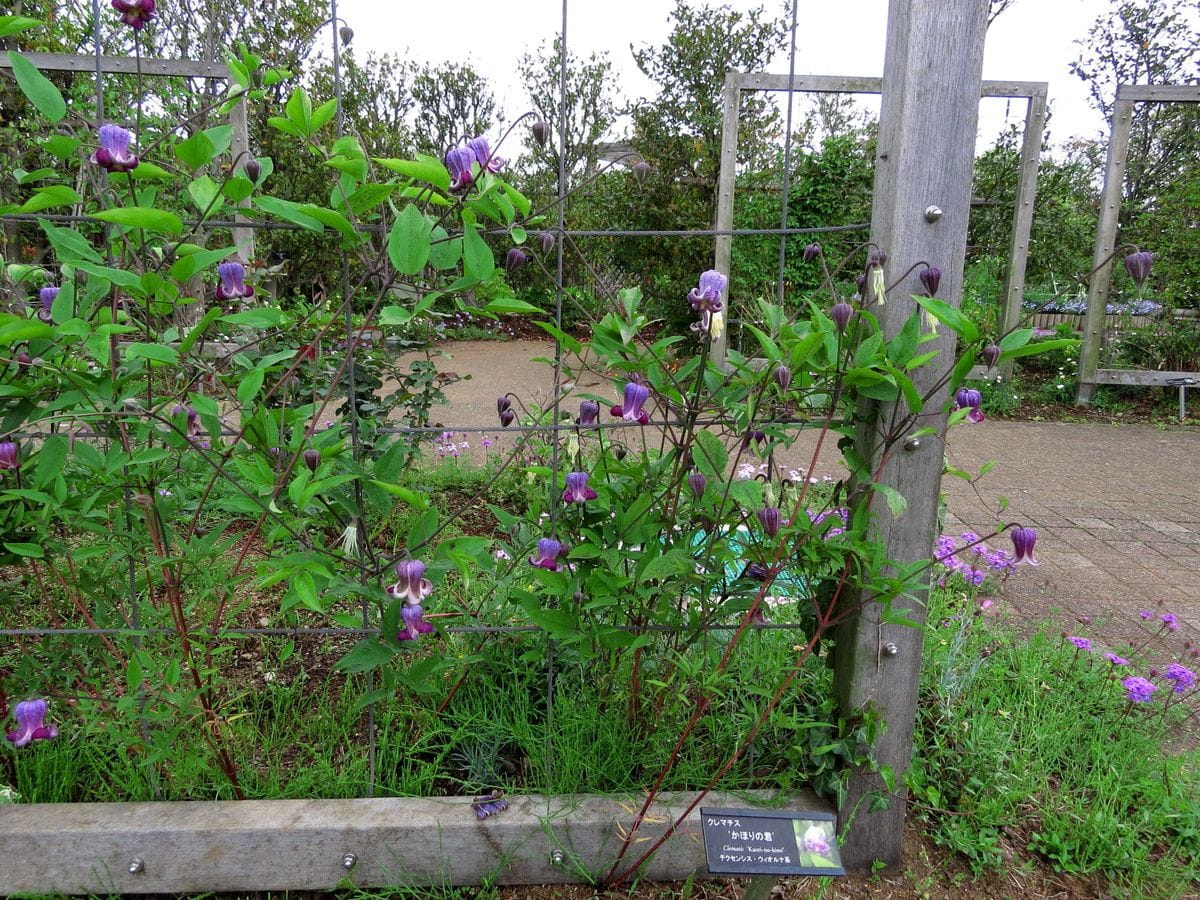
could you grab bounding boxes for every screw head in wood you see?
[903,436,921,451]
[549,849,567,866]
[923,205,943,223]
[883,642,899,656]
[342,853,358,870]
[128,858,145,875]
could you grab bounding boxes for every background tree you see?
[410,61,499,157]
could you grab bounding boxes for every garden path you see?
[409,340,1200,655]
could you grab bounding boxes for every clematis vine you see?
[36,286,58,323]
[445,146,476,192]
[686,471,707,498]
[610,382,650,425]
[757,506,782,538]
[215,262,254,301]
[90,124,139,173]
[561,471,598,504]
[111,0,155,30]
[953,387,984,423]
[1009,526,1039,566]
[830,301,854,333]
[468,136,504,174]
[529,537,565,571]
[6,699,58,748]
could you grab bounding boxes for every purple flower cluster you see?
[435,430,469,458]
[1162,663,1196,694]
[934,531,1016,587]
[1122,676,1157,704]
[445,135,504,193]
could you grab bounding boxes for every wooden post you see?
[712,71,740,364]
[832,0,987,870]
[1076,96,1133,404]
[997,87,1047,381]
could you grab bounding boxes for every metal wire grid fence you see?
[0,0,859,797]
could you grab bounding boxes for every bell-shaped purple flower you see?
[302,448,320,471]
[773,364,792,392]
[445,146,476,193]
[244,159,263,184]
[538,231,556,254]
[505,248,528,274]
[610,382,650,425]
[831,301,854,333]
[561,471,598,503]
[0,440,19,470]
[389,559,434,605]
[981,342,1001,369]
[1010,526,1039,566]
[1123,250,1152,288]
[953,387,985,423]
[497,396,512,416]
[757,506,782,538]
[111,0,155,30]
[90,123,139,173]
[529,537,565,571]
[468,136,504,174]
[686,471,707,499]
[919,266,941,297]
[803,242,822,263]
[36,286,58,323]
[688,270,727,314]
[577,399,599,426]
[6,698,58,748]
[397,602,435,641]
[472,789,509,819]
[632,160,651,185]
[215,262,254,301]
[500,408,516,428]
[531,119,549,149]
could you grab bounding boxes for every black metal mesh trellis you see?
[0,0,852,806]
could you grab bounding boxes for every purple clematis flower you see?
[389,559,434,605]
[802,825,831,855]
[36,286,58,323]
[215,262,254,301]
[472,790,509,819]
[397,602,435,642]
[561,471,597,503]
[758,506,782,538]
[445,146,476,192]
[468,136,504,174]
[981,342,1001,369]
[953,387,985,423]
[1010,526,1039,566]
[529,537,565,571]
[1123,250,1152,288]
[302,448,320,472]
[688,270,727,314]
[6,698,58,748]
[111,0,155,30]
[803,243,822,263]
[686,471,707,498]
[0,440,19,470]
[505,248,528,274]
[577,400,599,426]
[90,124,140,173]
[919,266,941,297]
[610,382,650,425]
[830,301,854,333]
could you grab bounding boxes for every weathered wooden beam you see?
[832,0,988,871]
[1116,84,1200,103]
[733,72,1043,100]
[1076,98,1134,403]
[0,52,228,79]
[1094,368,1198,386]
[0,791,826,894]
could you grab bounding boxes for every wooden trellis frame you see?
[712,72,1048,375]
[1075,83,1200,403]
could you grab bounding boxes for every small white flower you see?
[337,523,360,557]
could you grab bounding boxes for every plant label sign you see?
[700,807,844,876]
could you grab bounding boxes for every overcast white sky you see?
[337,0,1115,152]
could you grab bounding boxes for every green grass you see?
[912,590,1200,895]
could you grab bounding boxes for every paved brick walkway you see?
[426,341,1200,650]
